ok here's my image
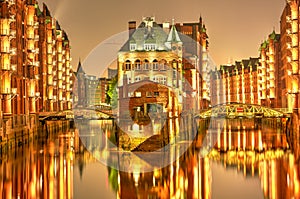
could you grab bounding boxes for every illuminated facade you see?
[38,3,72,112]
[210,32,281,108]
[210,58,259,105]
[259,31,281,108]
[0,0,73,114]
[118,17,209,119]
[118,17,184,119]
[0,0,73,135]
[174,18,209,109]
[280,0,300,113]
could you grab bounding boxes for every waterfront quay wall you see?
[0,114,71,154]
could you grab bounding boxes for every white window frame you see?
[130,44,136,51]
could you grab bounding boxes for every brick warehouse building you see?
[73,61,112,108]
[117,17,209,120]
[209,0,300,113]
[0,0,73,135]
[210,57,260,105]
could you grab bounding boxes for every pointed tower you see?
[165,19,183,56]
[75,61,86,107]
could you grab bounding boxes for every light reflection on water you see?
[0,119,299,199]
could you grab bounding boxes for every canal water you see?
[0,118,299,199]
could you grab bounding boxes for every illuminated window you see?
[128,92,134,97]
[160,76,167,85]
[135,92,142,97]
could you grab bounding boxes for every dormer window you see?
[144,44,156,51]
[130,44,136,51]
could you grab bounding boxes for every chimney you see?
[128,21,136,37]
[163,22,170,33]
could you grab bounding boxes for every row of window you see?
[124,59,177,70]
[127,76,168,85]
[128,91,160,98]
[125,62,169,71]
[130,44,157,51]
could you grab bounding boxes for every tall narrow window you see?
[130,44,136,51]
[161,59,167,70]
[153,59,158,70]
[135,60,141,70]
[144,59,150,70]
[125,60,131,70]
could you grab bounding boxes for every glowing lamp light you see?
[11,88,17,94]
[132,123,139,133]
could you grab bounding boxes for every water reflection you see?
[0,119,299,199]
[0,121,74,199]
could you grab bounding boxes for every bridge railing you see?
[197,103,290,118]
[274,108,293,114]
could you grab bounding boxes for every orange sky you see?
[39,0,285,74]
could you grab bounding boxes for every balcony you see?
[34,21,39,29]
[9,15,16,23]
[11,64,16,71]
[10,29,16,38]
[0,29,10,36]
[1,87,14,95]
[10,47,16,55]
[1,47,10,53]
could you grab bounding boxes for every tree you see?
[106,77,118,109]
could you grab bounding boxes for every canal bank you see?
[0,116,72,154]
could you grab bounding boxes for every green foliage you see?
[106,77,118,109]
[108,168,119,192]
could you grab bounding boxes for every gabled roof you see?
[76,61,85,74]
[167,25,182,43]
[269,30,280,41]
[120,18,170,52]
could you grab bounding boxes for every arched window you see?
[144,59,150,70]
[125,60,131,70]
[152,59,158,71]
[161,59,168,70]
[135,60,141,70]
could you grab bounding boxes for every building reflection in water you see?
[0,119,299,199]
[0,121,74,199]
[108,118,300,199]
